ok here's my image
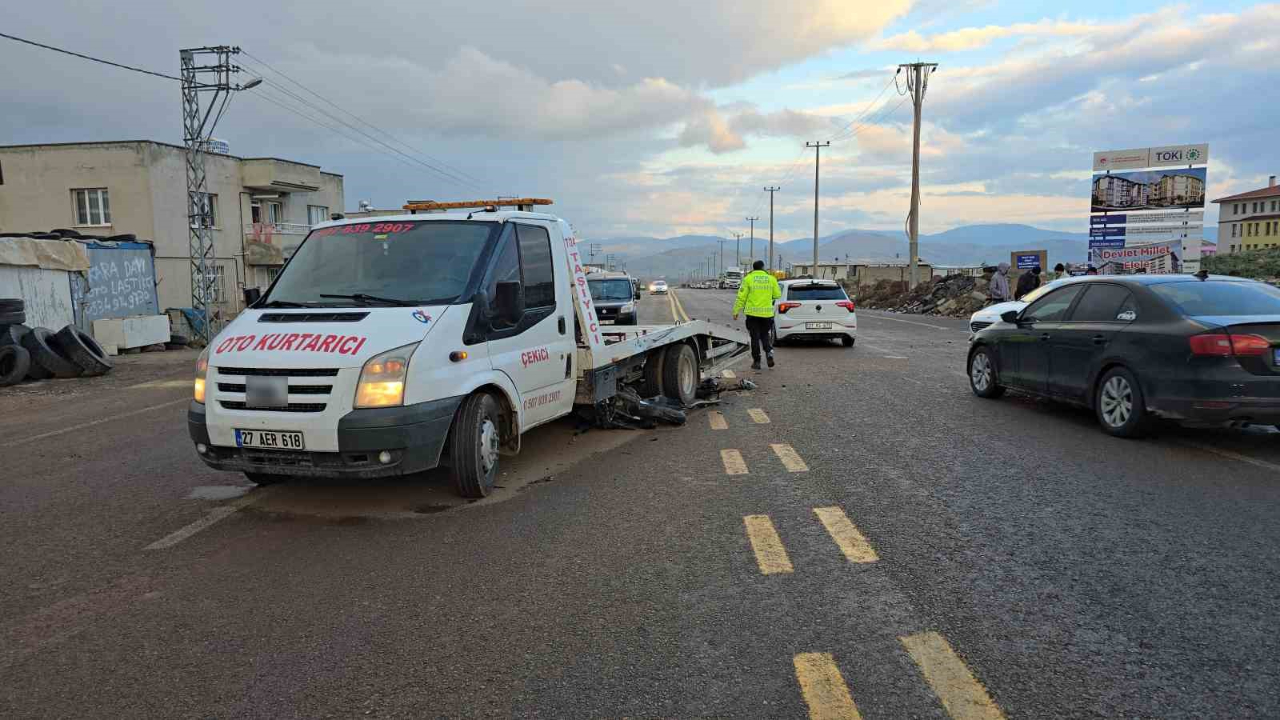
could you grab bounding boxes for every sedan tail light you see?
[1189,333,1272,357]
[777,302,801,313]
[836,300,855,312]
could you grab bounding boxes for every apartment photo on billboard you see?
[1091,167,1208,212]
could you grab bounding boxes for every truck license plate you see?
[235,430,304,450]
[806,322,832,329]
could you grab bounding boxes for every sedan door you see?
[1046,283,1136,402]
[999,284,1086,393]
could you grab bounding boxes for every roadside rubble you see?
[854,273,991,318]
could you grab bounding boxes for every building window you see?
[307,205,329,225]
[267,201,283,225]
[204,266,226,304]
[73,188,111,226]
[190,192,217,228]
[1232,225,1237,238]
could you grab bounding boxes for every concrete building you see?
[789,260,934,286]
[0,140,343,316]
[1214,175,1280,254]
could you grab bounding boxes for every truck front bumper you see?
[189,396,464,479]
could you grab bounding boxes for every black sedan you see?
[966,274,1280,437]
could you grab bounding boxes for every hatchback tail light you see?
[778,302,801,313]
[836,300,855,312]
[1189,333,1271,357]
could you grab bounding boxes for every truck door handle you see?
[558,316,566,335]
[1092,334,1106,345]
[1040,333,1051,341]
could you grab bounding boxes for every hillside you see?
[588,222,1216,280]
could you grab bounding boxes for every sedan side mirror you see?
[1000,310,1021,324]
[495,281,525,325]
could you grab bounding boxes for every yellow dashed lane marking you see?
[721,449,749,475]
[900,632,1006,720]
[813,507,879,563]
[723,369,737,379]
[743,515,794,575]
[748,408,770,424]
[709,411,729,430]
[793,653,863,719]
[771,443,809,472]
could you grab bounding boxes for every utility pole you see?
[763,187,780,271]
[746,217,758,266]
[806,141,831,274]
[718,240,726,278]
[589,243,602,264]
[181,46,259,345]
[733,232,743,267]
[900,61,938,288]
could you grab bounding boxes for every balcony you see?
[244,223,312,266]
[241,159,322,193]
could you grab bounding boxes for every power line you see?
[241,69,487,193]
[0,31,181,81]
[238,52,488,191]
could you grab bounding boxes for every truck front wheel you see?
[449,393,501,498]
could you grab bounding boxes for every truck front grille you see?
[219,401,327,413]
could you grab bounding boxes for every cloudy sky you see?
[1,1,1276,242]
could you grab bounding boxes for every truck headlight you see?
[621,302,635,313]
[194,348,209,404]
[355,343,418,408]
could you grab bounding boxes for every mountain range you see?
[589,223,1218,279]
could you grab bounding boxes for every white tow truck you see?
[189,198,749,497]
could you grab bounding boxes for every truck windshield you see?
[589,279,634,302]
[262,221,497,306]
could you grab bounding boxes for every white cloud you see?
[872,18,1099,52]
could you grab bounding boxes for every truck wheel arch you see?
[471,383,520,454]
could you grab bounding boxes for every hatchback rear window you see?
[1150,281,1280,316]
[787,284,846,301]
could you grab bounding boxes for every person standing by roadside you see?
[1015,265,1042,300]
[988,262,1012,305]
[1053,262,1070,281]
[732,260,782,370]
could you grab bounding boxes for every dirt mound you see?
[853,273,991,318]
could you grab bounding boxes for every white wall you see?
[0,265,76,330]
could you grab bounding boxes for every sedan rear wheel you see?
[968,347,1004,399]
[1096,366,1148,438]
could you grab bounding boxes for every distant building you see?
[0,140,344,315]
[1213,175,1280,254]
[1150,173,1205,207]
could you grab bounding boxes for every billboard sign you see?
[1090,211,1204,226]
[1012,251,1046,270]
[1093,144,1208,171]
[1091,168,1207,212]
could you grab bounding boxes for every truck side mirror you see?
[1000,310,1021,324]
[243,287,262,306]
[495,281,524,324]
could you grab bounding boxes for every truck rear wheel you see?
[449,393,501,498]
[661,343,699,406]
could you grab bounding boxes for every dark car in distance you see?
[967,274,1280,437]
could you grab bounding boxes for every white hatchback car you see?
[968,277,1083,333]
[773,279,857,347]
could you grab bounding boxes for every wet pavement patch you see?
[187,485,252,501]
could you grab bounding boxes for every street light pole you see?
[764,186,779,271]
[746,217,758,266]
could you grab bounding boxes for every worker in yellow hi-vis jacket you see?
[732,260,782,370]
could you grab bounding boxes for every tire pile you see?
[0,298,113,387]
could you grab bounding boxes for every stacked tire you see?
[0,298,113,387]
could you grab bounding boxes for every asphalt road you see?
[2,290,1278,718]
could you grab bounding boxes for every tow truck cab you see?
[189,199,585,498]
